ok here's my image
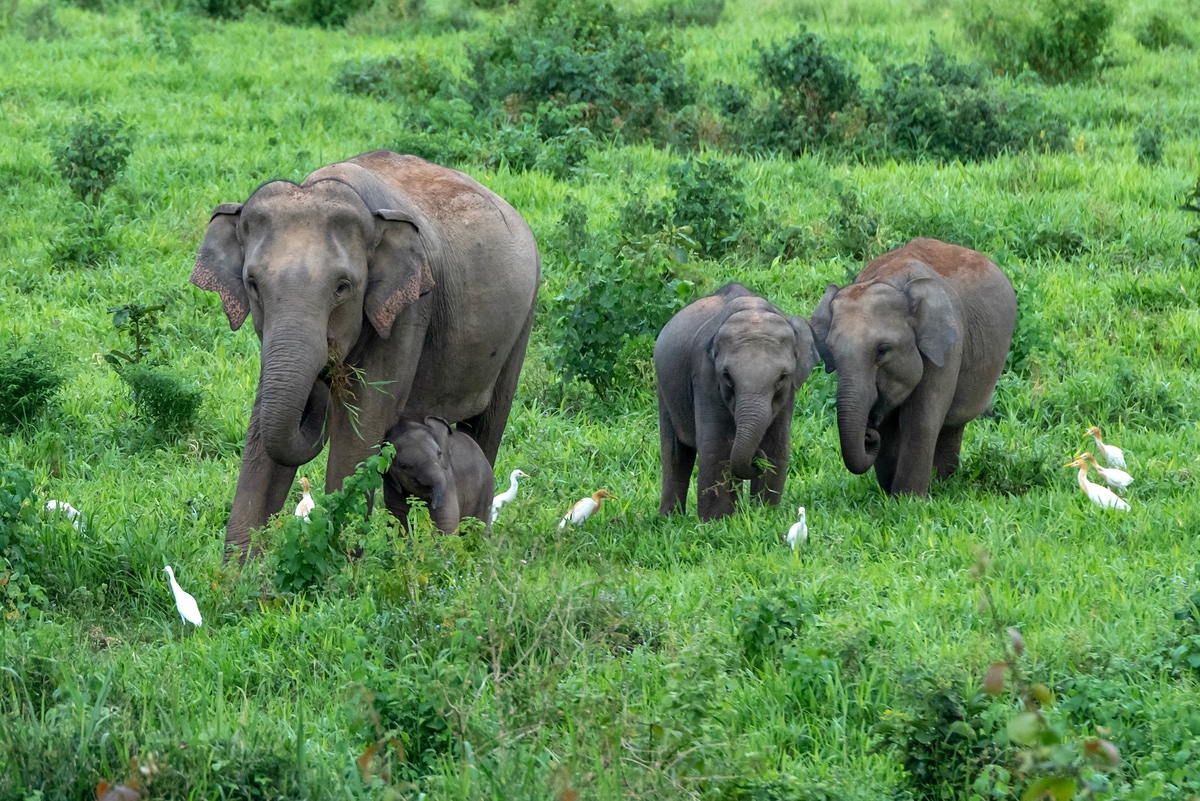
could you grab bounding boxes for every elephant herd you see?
[191,150,1016,558]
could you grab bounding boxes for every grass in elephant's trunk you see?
[323,339,395,441]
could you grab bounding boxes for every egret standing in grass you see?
[559,489,611,528]
[1064,457,1130,512]
[1085,426,1126,469]
[44,499,83,532]
[786,506,808,549]
[294,477,315,521]
[1080,452,1133,491]
[164,565,203,627]
[491,469,530,525]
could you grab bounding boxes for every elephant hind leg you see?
[933,424,965,481]
[458,302,534,466]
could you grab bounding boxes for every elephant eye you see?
[721,368,733,385]
[876,343,892,359]
[335,279,352,297]
[246,277,260,301]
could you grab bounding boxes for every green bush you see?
[1134,123,1163,165]
[140,10,194,58]
[0,338,64,431]
[468,0,693,142]
[268,444,394,594]
[48,204,119,269]
[961,0,1114,83]
[333,53,455,101]
[52,112,133,204]
[1,466,47,620]
[666,154,746,259]
[751,30,862,152]
[732,585,813,668]
[641,0,725,28]
[119,363,202,431]
[873,41,1069,161]
[1135,12,1192,51]
[1182,174,1200,262]
[545,200,693,395]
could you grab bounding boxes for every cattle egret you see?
[163,565,203,626]
[44,499,83,531]
[491,469,530,524]
[559,489,611,528]
[1084,426,1126,469]
[1080,452,1133,491]
[1063,458,1130,512]
[294,477,315,521]
[786,506,808,548]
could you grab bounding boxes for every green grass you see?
[2,0,1200,798]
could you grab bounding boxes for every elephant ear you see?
[809,283,840,373]
[423,416,453,457]
[789,316,821,388]
[906,275,960,368]
[190,203,248,331]
[366,209,436,339]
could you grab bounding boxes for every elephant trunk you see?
[836,378,880,475]
[730,396,773,480]
[257,327,330,467]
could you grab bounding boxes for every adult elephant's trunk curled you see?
[730,396,773,480]
[257,330,330,467]
[837,380,880,475]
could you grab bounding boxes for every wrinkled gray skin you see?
[382,416,495,534]
[810,238,1016,496]
[655,283,820,521]
[191,151,539,559]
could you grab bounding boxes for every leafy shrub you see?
[269,444,394,593]
[392,98,487,167]
[48,205,119,269]
[1182,174,1200,263]
[333,53,455,101]
[485,103,596,179]
[346,665,457,783]
[1135,13,1192,51]
[23,2,66,40]
[468,0,693,142]
[751,30,862,152]
[270,0,373,27]
[189,0,259,20]
[873,41,1069,161]
[666,155,746,259]
[1,466,47,620]
[0,338,64,431]
[641,0,725,28]
[875,670,1006,799]
[732,585,813,668]
[119,364,202,431]
[140,10,193,58]
[52,112,133,204]
[961,0,1115,83]
[1170,583,1200,677]
[827,187,881,261]
[545,200,693,395]
[1134,123,1163,165]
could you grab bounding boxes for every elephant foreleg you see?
[695,427,737,521]
[748,406,791,506]
[889,404,945,496]
[658,401,696,516]
[225,407,300,561]
[934,424,965,480]
[873,413,901,495]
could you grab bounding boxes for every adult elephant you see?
[191,151,539,558]
[655,283,820,521]
[810,238,1016,496]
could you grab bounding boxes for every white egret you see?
[491,469,530,524]
[294,477,315,521]
[786,506,808,549]
[163,565,203,626]
[1063,457,1130,512]
[1080,452,1133,491]
[44,499,83,531]
[559,489,611,528]
[1084,426,1126,469]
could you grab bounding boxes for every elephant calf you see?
[810,237,1016,496]
[655,283,820,521]
[381,416,495,533]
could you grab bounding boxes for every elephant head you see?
[386,416,458,517]
[709,299,820,480]
[190,174,435,467]
[809,263,960,474]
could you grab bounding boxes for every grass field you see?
[2,0,1200,798]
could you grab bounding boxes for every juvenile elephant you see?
[655,283,820,521]
[382,416,494,534]
[190,151,539,558]
[810,238,1016,496]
